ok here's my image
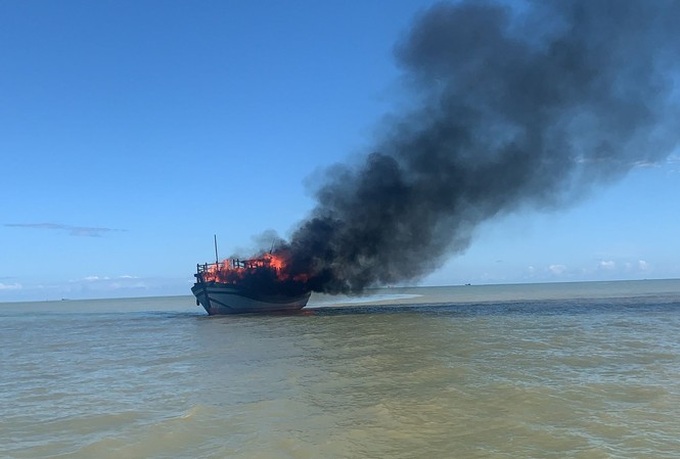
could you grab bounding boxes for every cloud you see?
[548,264,567,275]
[0,282,22,290]
[631,160,660,169]
[83,275,110,281]
[60,274,191,298]
[638,260,650,271]
[0,275,191,302]
[77,275,139,283]
[4,223,125,237]
[598,260,617,270]
[64,275,150,295]
[667,154,680,173]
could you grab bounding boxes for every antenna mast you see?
[214,234,219,264]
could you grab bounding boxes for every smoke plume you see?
[276,0,680,294]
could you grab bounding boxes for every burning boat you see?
[191,250,311,315]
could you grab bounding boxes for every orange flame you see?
[199,252,291,284]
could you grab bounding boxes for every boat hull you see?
[192,282,311,315]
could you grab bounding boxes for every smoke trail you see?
[279,0,680,294]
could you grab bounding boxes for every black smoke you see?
[276,0,680,294]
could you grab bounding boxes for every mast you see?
[214,234,219,264]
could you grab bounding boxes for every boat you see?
[191,250,311,315]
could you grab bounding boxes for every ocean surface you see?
[2,279,680,458]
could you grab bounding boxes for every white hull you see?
[192,282,311,315]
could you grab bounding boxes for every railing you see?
[196,257,276,274]
[196,262,216,274]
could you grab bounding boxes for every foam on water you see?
[310,292,423,306]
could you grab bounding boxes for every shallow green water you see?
[2,280,680,458]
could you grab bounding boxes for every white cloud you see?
[548,264,567,275]
[80,275,140,283]
[4,222,125,237]
[599,260,616,270]
[667,154,680,173]
[83,275,109,281]
[63,276,151,296]
[638,260,650,271]
[0,282,22,290]
[631,160,658,169]
[0,276,191,302]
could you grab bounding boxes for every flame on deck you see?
[196,252,309,296]
[199,253,285,283]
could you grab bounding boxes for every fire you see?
[195,247,312,297]
[264,252,285,271]
[198,252,291,284]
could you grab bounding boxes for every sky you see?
[1,0,679,302]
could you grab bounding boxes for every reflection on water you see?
[2,281,680,458]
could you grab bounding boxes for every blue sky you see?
[2,1,679,301]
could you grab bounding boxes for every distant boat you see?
[191,255,311,315]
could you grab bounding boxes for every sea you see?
[2,279,680,458]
